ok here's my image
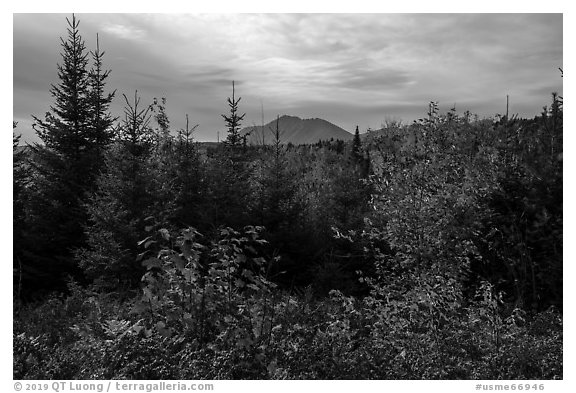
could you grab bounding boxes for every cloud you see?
[183,66,238,88]
[101,23,146,40]
[13,13,563,143]
[323,61,414,91]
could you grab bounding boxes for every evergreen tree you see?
[25,15,114,288]
[202,81,253,229]
[257,115,302,232]
[86,33,116,158]
[77,91,158,289]
[222,81,246,148]
[170,114,206,228]
[32,14,91,156]
[352,125,362,160]
[351,125,370,177]
[13,123,29,230]
[13,122,30,300]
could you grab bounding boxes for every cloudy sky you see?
[13,13,563,143]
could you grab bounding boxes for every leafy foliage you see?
[134,226,276,346]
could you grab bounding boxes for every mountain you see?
[241,115,353,145]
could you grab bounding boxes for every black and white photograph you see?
[12,7,564,384]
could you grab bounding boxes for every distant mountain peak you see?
[242,115,352,145]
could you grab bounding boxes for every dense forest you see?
[13,16,562,379]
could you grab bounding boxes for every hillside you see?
[241,115,353,145]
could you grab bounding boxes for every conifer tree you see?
[32,14,91,156]
[13,122,30,299]
[86,33,116,156]
[350,125,371,177]
[26,15,115,285]
[352,125,362,161]
[78,91,158,288]
[258,116,301,231]
[204,81,252,229]
[13,123,29,227]
[170,114,205,227]
[222,81,246,148]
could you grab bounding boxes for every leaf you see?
[131,300,148,315]
[182,240,193,258]
[170,255,186,270]
[159,228,170,241]
[144,240,157,249]
[137,236,153,247]
[142,257,162,269]
[135,251,148,262]
[142,287,154,301]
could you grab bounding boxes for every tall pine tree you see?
[256,115,301,232]
[86,33,116,160]
[170,115,206,228]
[13,122,30,301]
[25,15,116,290]
[352,125,362,160]
[77,91,159,289]
[204,81,252,229]
[222,81,246,148]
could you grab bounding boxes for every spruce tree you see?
[352,125,362,161]
[32,14,91,157]
[222,81,246,148]
[351,125,370,177]
[78,91,158,289]
[13,123,30,300]
[86,33,116,158]
[13,123,29,229]
[171,115,205,228]
[25,15,115,286]
[258,116,301,231]
[204,81,252,229]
